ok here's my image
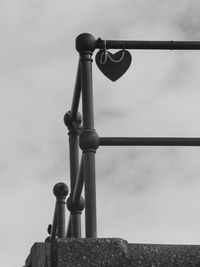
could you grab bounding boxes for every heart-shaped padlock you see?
[95,49,132,82]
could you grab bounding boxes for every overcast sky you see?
[2,1,200,266]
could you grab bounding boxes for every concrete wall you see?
[24,238,200,266]
[24,242,50,267]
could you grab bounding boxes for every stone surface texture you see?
[128,243,200,267]
[24,242,50,267]
[24,238,200,267]
[52,238,129,267]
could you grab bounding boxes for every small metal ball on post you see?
[52,182,69,239]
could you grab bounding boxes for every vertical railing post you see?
[53,182,69,238]
[66,155,85,237]
[67,195,85,237]
[64,111,82,237]
[50,204,57,241]
[76,33,99,238]
[64,111,82,194]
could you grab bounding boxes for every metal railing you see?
[47,33,200,241]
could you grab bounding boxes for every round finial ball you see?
[67,195,85,212]
[64,111,82,129]
[79,130,99,151]
[76,33,96,53]
[53,182,69,198]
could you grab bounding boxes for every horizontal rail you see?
[96,38,200,50]
[99,137,200,146]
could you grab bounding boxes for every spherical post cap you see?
[67,195,85,212]
[76,33,96,53]
[53,182,69,198]
[64,111,82,129]
[79,130,99,151]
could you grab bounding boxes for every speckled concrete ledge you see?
[24,238,200,267]
[52,238,200,267]
[128,243,200,266]
[24,242,50,267]
[52,238,129,267]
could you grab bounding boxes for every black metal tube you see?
[68,132,80,237]
[67,155,84,238]
[56,197,66,238]
[70,62,81,121]
[71,213,82,238]
[84,152,97,237]
[77,34,97,238]
[96,38,200,50]
[67,63,81,194]
[81,58,94,129]
[68,89,81,237]
[64,63,82,237]
[69,133,79,192]
[99,137,200,146]
[50,203,57,241]
[72,155,84,205]
[66,215,71,238]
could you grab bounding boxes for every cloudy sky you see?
[2,0,200,266]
